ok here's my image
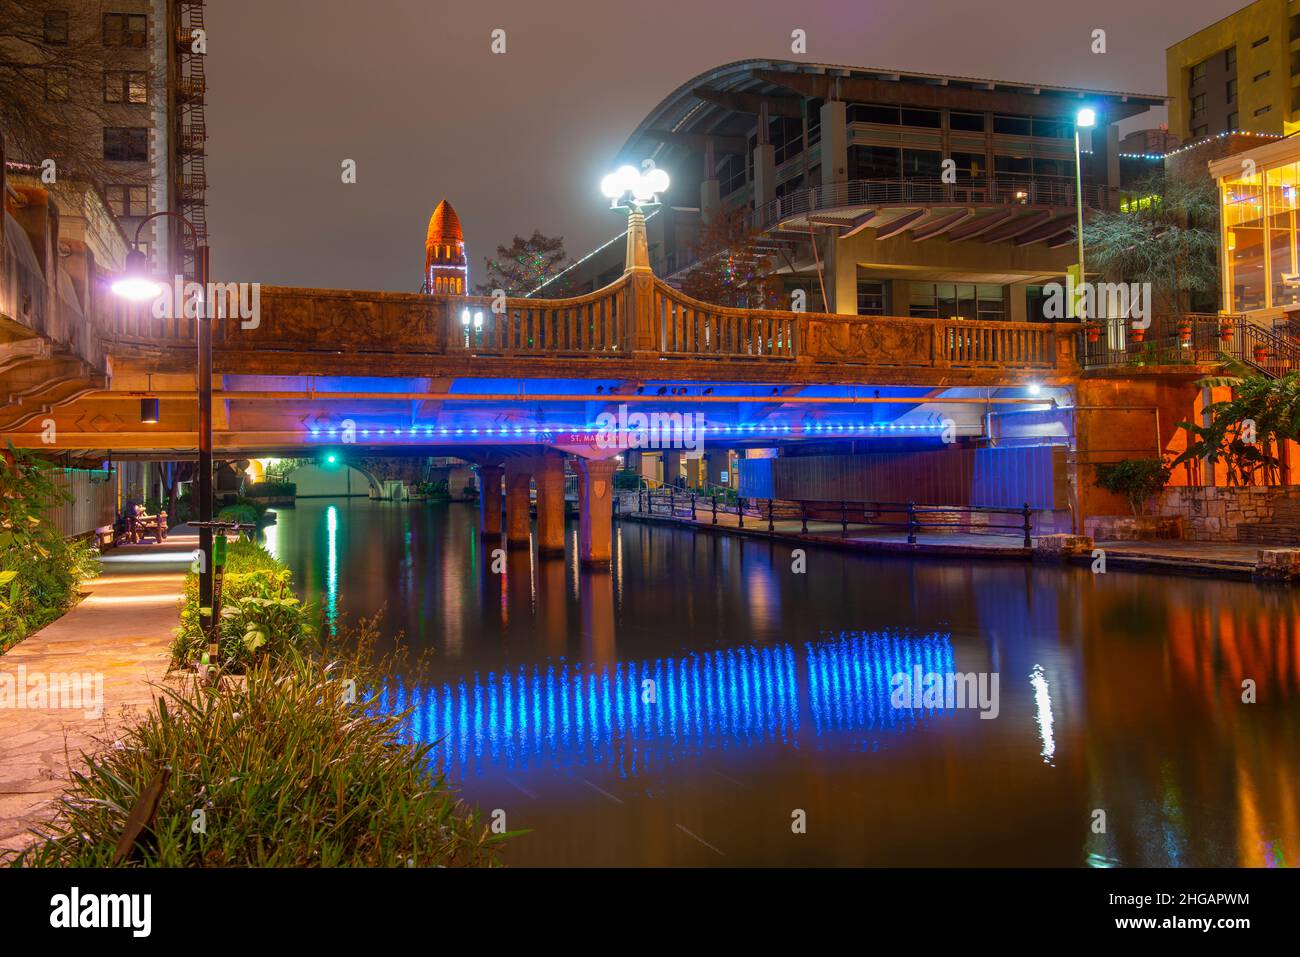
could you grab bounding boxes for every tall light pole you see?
[601,163,669,357]
[1073,107,1096,318]
[111,213,214,659]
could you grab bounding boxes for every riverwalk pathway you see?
[622,504,1271,580]
[0,532,194,853]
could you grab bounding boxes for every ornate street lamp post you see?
[112,214,216,665]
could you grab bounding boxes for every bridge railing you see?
[939,319,1056,367]
[133,274,1074,374]
[651,281,797,359]
[445,282,628,356]
[99,292,196,343]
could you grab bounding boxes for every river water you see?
[264,498,1299,867]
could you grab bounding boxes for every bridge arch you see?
[284,462,379,497]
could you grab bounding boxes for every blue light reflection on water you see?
[376,631,955,779]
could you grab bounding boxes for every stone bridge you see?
[2,205,1077,461]
[1,190,1194,562]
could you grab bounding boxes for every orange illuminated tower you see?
[424,199,468,294]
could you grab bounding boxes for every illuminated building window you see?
[1265,162,1300,308]
[1222,173,1265,312]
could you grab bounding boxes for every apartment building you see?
[7,1,207,277]
[1167,0,1300,140]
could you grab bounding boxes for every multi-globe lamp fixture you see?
[600,163,669,210]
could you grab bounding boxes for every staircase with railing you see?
[1235,320,1300,378]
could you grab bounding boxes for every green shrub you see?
[5,639,505,867]
[244,480,296,499]
[415,479,450,500]
[216,503,262,526]
[171,538,312,671]
[1094,458,1172,515]
[613,469,640,491]
[0,450,101,652]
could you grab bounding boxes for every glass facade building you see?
[1216,136,1300,315]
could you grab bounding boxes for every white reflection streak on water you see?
[1030,663,1055,765]
[326,505,338,634]
[262,509,279,559]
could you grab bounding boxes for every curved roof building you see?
[558,58,1167,320]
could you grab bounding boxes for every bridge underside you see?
[2,368,1065,460]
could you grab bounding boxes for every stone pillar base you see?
[1254,548,1300,582]
[1035,533,1094,560]
[478,465,503,537]
[504,464,533,549]
[577,457,617,567]
[535,452,567,558]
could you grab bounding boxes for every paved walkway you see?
[1092,539,1259,576]
[625,507,1272,580]
[0,532,193,853]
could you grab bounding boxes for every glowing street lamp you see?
[601,163,669,210]
[110,248,164,301]
[602,163,670,275]
[111,211,218,671]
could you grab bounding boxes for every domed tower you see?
[424,199,467,294]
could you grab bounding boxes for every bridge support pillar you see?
[576,457,618,567]
[704,450,730,488]
[664,449,683,487]
[478,465,503,537]
[685,454,703,489]
[534,452,567,558]
[504,462,533,549]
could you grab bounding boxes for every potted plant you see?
[1176,319,1193,344]
[1130,323,1146,343]
[1219,315,1236,342]
[1253,343,1270,363]
[1084,320,1102,343]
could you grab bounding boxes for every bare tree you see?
[679,207,783,309]
[0,0,161,188]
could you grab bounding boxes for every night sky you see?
[205,0,1244,292]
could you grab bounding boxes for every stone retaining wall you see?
[1154,486,1300,541]
[1086,486,1300,542]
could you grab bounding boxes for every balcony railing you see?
[751,175,1118,232]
